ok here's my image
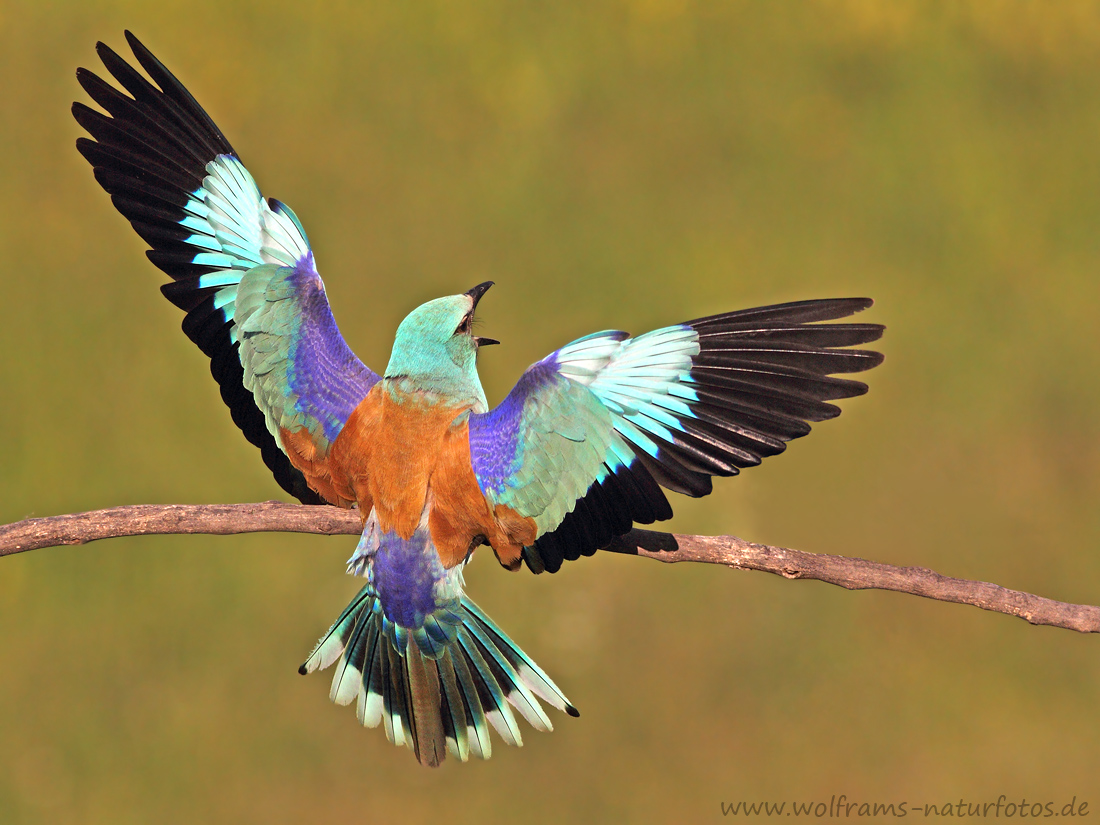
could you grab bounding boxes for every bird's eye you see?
[455,315,472,336]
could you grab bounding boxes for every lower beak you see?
[475,336,500,347]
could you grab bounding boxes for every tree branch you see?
[2,502,1097,634]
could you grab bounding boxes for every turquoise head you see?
[384,281,498,406]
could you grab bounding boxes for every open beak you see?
[465,282,498,346]
[465,280,494,309]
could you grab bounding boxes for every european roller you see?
[73,33,885,767]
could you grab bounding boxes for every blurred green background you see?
[3,1,1100,822]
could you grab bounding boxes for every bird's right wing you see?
[468,299,884,573]
[73,32,379,504]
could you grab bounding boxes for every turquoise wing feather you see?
[73,33,378,495]
[469,299,885,572]
[470,347,620,535]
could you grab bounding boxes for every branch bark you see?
[3,502,1098,634]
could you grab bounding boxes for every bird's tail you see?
[299,584,578,767]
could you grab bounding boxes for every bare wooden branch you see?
[2,502,1098,634]
[602,531,1100,633]
[0,502,362,554]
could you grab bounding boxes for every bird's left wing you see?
[73,32,379,504]
[469,299,884,573]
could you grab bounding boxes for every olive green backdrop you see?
[3,1,1100,822]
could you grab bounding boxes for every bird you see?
[73,32,885,767]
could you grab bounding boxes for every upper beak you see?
[465,280,494,309]
[475,336,500,347]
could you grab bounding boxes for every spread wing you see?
[73,31,378,503]
[469,299,884,573]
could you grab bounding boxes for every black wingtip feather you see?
[630,443,713,498]
[689,297,877,329]
[125,31,237,156]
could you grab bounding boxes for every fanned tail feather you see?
[300,585,577,767]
